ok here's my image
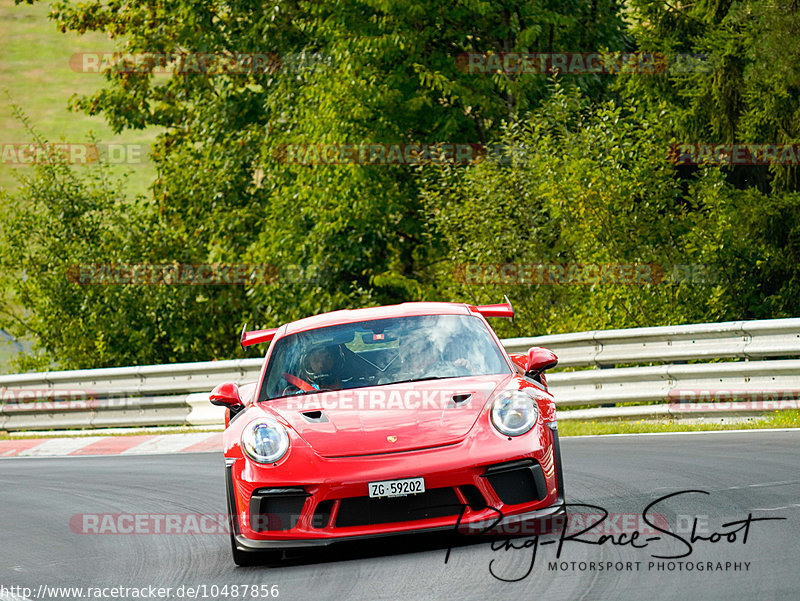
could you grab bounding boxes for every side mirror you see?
[210,382,243,409]
[525,347,558,378]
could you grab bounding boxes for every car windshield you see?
[259,314,510,400]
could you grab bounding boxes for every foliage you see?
[3,0,626,368]
[423,83,713,336]
[0,114,264,368]
[619,0,800,320]
[3,0,800,369]
[623,0,800,192]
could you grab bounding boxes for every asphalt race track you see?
[1,430,798,601]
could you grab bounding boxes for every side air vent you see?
[301,410,329,423]
[449,393,473,408]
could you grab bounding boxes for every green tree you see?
[3,0,627,368]
[623,0,800,192]
[617,0,800,319]
[421,82,795,336]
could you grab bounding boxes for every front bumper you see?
[233,496,566,550]
[228,422,565,550]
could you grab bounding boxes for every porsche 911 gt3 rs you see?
[209,299,565,565]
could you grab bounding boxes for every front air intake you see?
[335,488,461,528]
[249,487,309,532]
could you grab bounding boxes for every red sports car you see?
[210,299,565,565]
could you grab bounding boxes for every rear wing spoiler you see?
[470,295,514,319]
[240,324,278,348]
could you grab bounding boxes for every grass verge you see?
[559,410,800,436]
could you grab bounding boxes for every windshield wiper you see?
[390,375,460,385]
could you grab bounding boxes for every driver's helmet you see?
[301,344,344,388]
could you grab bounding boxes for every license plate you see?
[368,477,425,498]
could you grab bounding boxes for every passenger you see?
[396,333,476,380]
[398,334,441,378]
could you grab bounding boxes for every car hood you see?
[260,373,515,457]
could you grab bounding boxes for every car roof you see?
[282,302,474,336]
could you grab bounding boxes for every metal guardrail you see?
[1,318,798,431]
[503,318,800,367]
[0,358,262,432]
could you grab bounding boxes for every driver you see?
[301,344,345,390]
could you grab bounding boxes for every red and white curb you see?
[0,432,223,457]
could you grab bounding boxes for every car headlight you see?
[491,390,539,436]
[241,418,290,464]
